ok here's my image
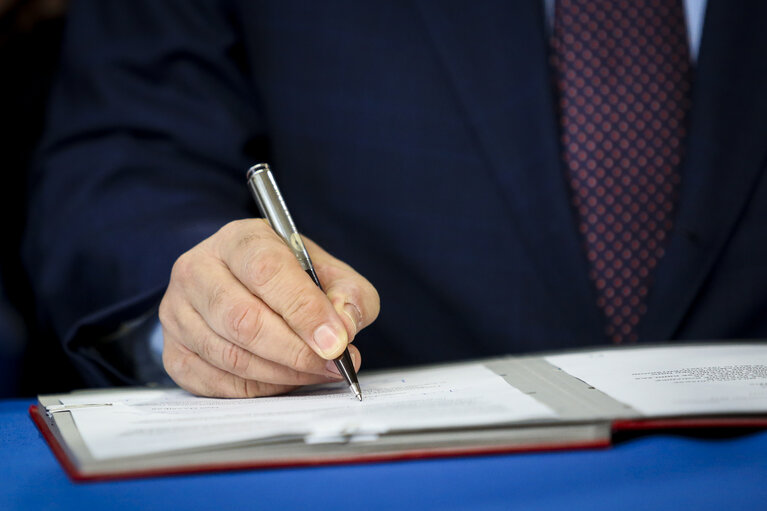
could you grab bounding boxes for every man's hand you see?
[159,219,380,398]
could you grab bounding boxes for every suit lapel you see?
[639,0,767,341]
[414,0,605,342]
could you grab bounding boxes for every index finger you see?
[217,219,349,360]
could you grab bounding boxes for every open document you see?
[32,342,767,481]
[545,344,767,415]
[52,364,555,460]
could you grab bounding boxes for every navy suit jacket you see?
[24,0,767,385]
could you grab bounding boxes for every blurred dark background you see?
[0,0,82,398]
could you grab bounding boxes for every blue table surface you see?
[2,398,766,511]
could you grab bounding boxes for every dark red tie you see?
[552,0,692,343]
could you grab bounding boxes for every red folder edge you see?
[611,417,767,431]
[29,404,610,483]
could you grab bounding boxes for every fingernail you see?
[341,303,362,336]
[325,360,342,378]
[312,324,346,358]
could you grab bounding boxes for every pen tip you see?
[351,382,363,402]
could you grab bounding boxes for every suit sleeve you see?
[23,0,264,385]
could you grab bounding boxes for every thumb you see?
[304,240,381,342]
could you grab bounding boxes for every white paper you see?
[545,344,767,416]
[57,363,555,460]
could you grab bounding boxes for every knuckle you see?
[221,342,251,376]
[242,379,267,397]
[170,252,193,283]
[250,217,272,233]
[244,380,291,398]
[245,244,287,289]
[198,331,216,363]
[236,231,260,253]
[225,220,270,254]
[158,296,173,330]
[221,218,267,237]
[163,349,188,381]
[227,302,265,349]
[218,219,246,239]
[284,291,326,327]
[207,281,229,314]
[195,377,222,398]
[288,344,319,373]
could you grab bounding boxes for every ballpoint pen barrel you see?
[246,163,362,400]
[247,163,313,273]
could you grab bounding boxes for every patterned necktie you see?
[551,0,692,343]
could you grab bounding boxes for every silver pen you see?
[246,163,363,401]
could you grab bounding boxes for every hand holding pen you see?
[158,165,379,398]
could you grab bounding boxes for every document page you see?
[55,363,555,460]
[545,344,767,416]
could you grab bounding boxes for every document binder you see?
[31,343,767,482]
